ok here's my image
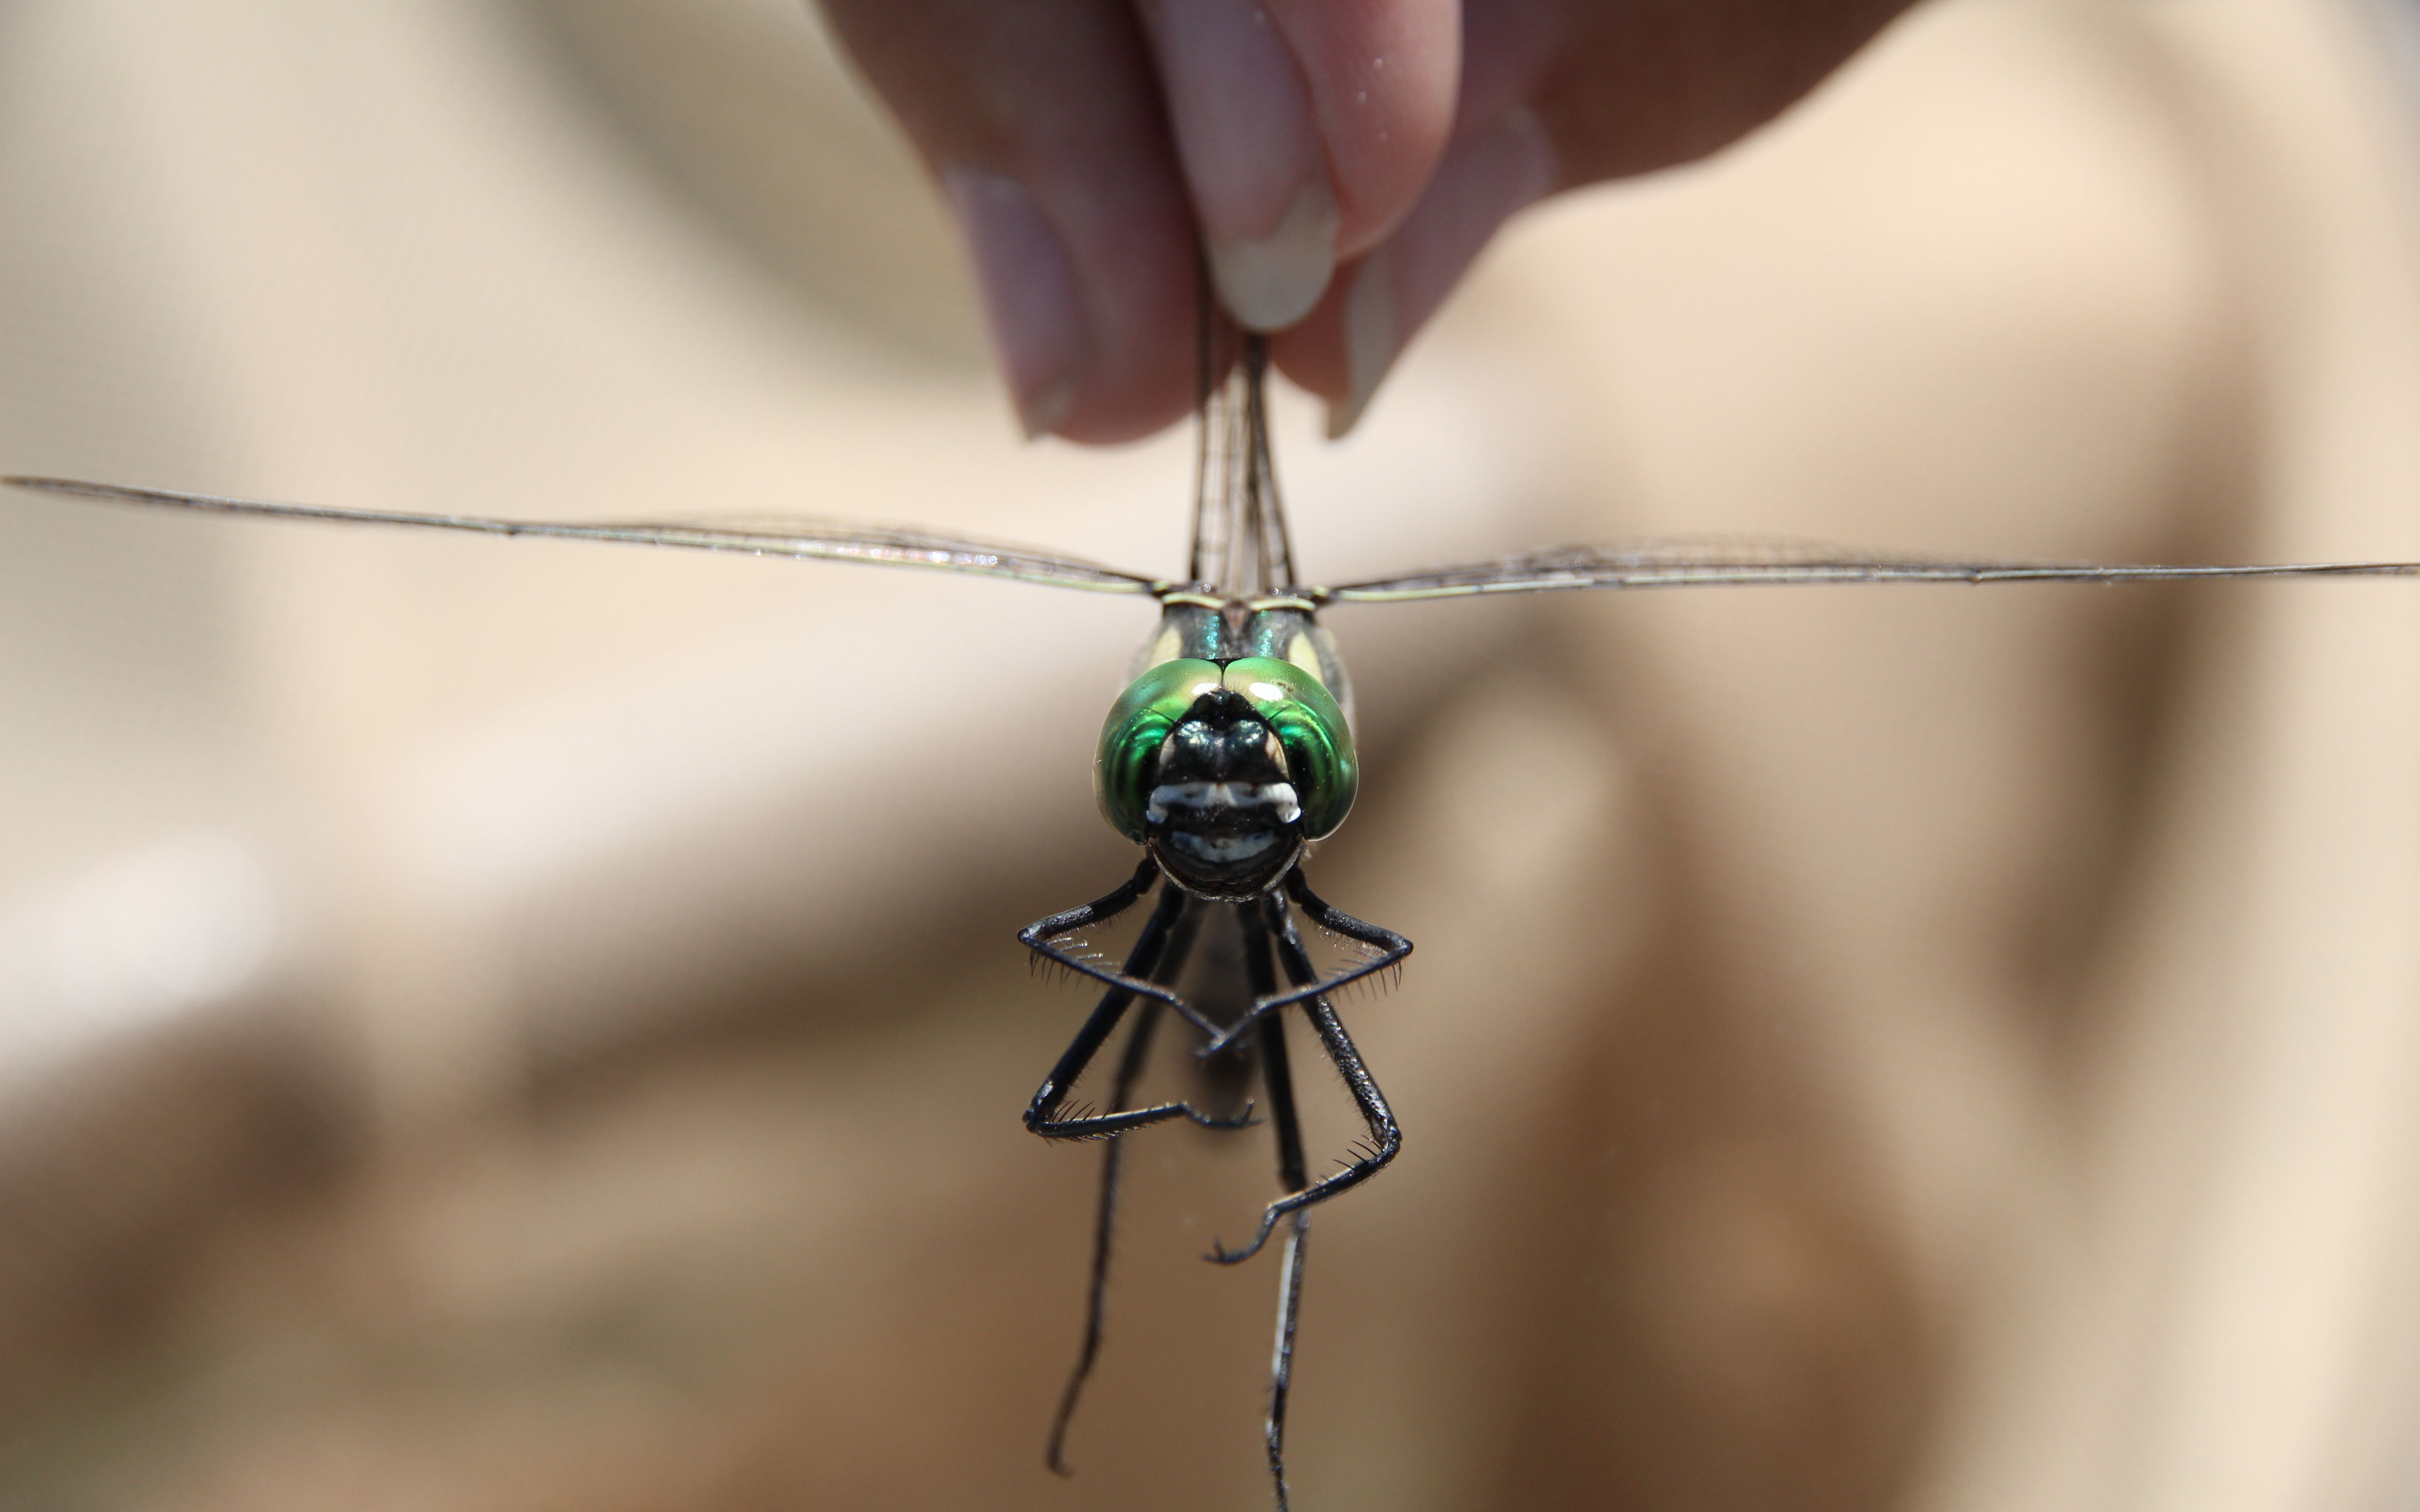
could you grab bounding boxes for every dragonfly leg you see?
[1022,857,1227,1040]
[1265,1211,1309,1512]
[1208,895,1402,1266]
[1026,881,1251,1140]
[1044,988,1168,1477]
[1196,869,1411,1059]
[1243,904,1312,1512]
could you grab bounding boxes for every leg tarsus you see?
[1265,1214,1308,1512]
[1027,1097,1256,1140]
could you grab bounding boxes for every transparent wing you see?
[4,477,1169,596]
[1311,537,2420,603]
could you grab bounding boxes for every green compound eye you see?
[1096,659,1224,841]
[1093,656,1360,845]
[1222,657,1357,840]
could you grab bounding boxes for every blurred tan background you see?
[6,0,2420,1508]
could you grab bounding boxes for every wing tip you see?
[4,476,134,501]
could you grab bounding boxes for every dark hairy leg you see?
[1208,888,1402,1266]
[1196,869,1410,1058]
[1035,891,1247,1477]
[1045,987,1169,1475]
[1243,907,1312,1512]
[1020,857,1225,1041]
[1025,882,1248,1140]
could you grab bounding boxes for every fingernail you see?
[942,166,1085,438]
[1145,0,1336,330]
[1327,111,1555,438]
[1209,177,1340,332]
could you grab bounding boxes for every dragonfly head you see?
[1096,657,1357,900]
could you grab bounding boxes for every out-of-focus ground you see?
[6,0,2420,1508]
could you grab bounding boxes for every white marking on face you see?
[1145,781,1302,826]
[1165,831,1282,866]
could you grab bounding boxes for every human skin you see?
[817,0,1921,442]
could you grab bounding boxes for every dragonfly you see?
[13,322,2420,1512]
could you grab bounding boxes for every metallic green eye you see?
[1223,657,1357,840]
[1096,658,1223,841]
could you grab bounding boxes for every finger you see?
[820,0,1198,443]
[1136,0,1459,331]
[1273,106,1555,436]
[1280,0,1922,433]
[1518,0,1919,182]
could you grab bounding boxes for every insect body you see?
[1020,375,1410,1508]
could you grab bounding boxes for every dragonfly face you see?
[1096,601,1358,901]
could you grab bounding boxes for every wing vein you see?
[1311,539,2420,602]
[4,477,1168,596]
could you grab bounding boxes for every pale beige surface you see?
[5,1,2420,1509]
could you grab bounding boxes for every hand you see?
[818,0,1920,443]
